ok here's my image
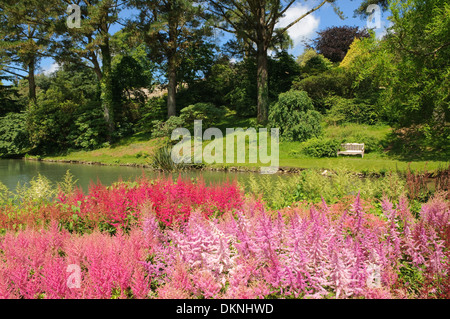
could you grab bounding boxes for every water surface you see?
[0,159,279,192]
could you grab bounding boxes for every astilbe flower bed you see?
[0,175,245,232]
[0,189,448,299]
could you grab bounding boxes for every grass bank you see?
[27,122,449,174]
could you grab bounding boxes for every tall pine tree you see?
[129,0,214,118]
[209,0,341,124]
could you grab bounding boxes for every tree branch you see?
[279,0,328,35]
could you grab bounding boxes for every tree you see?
[0,58,22,116]
[352,0,389,17]
[209,0,340,124]
[382,0,449,154]
[343,0,449,156]
[312,26,370,63]
[27,63,107,152]
[0,0,57,104]
[51,0,127,140]
[268,90,322,141]
[129,0,214,118]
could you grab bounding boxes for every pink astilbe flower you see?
[192,269,222,299]
[129,265,150,299]
[0,190,448,299]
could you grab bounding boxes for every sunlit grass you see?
[36,122,449,174]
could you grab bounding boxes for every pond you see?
[0,159,281,192]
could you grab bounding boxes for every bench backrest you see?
[341,143,364,151]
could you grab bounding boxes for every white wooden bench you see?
[337,143,365,158]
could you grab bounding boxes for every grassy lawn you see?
[33,120,449,174]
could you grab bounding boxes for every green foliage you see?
[68,102,108,150]
[297,48,333,77]
[0,182,12,206]
[292,68,354,112]
[0,112,29,157]
[324,95,379,125]
[26,65,108,153]
[343,0,450,156]
[137,97,167,133]
[151,103,227,138]
[268,90,322,142]
[151,116,187,139]
[15,173,55,204]
[324,123,388,153]
[149,145,190,171]
[179,103,227,129]
[0,79,21,116]
[244,168,407,209]
[176,52,300,118]
[56,170,78,196]
[301,138,340,158]
[268,51,302,100]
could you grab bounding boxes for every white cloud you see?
[276,4,320,54]
[42,62,60,75]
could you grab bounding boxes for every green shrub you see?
[292,68,353,112]
[0,112,29,157]
[179,103,227,129]
[242,168,407,209]
[324,123,389,154]
[68,102,108,150]
[151,103,228,138]
[151,116,187,138]
[137,97,167,133]
[268,90,322,142]
[324,95,379,125]
[149,145,191,171]
[301,138,340,158]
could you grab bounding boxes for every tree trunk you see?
[100,39,114,140]
[167,10,177,119]
[167,52,177,118]
[256,43,269,125]
[28,59,36,105]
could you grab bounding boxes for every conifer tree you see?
[0,0,57,105]
[209,0,341,124]
[129,0,214,118]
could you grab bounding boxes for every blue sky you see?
[37,0,391,75]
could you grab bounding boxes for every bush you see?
[268,90,322,142]
[324,123,388,154]
[68,102,109,150]
[324,95,379,125]
[0,112,29,157]
[151,103,228,138]
[137,97,167,133]
[341,133,382,153]
[292,68,354,112]
[301,138,340,158]
[151,116,187,138]
[179,103,227,129]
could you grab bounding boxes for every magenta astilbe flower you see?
[41,257,68,299]
[0,264,14,299]
[420,197,450,239]
[396,196,414,224]
[351,192,365,234]
[130,265,150,299]
[381,197,396,221]
[281,218,317,297]
[426,234,447,278]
